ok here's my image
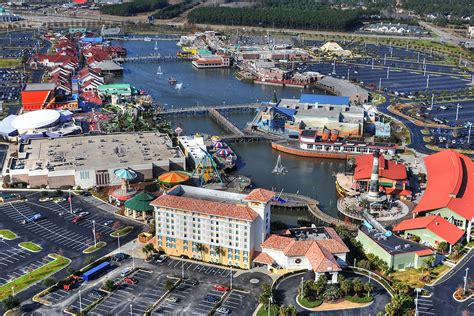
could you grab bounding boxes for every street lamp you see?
[132,246,135,270]
[117,234,121,251]
[129,303,133,316]
[371,57,374,70]
[230,266,233,289]
[79,289,82,313]
[426,74,430,89]
[464,267,470,295]
[456,104,461,121]
[92,220,96,247]
[386,67,390,79]
[467,122,472,145]
[414,288,422,316]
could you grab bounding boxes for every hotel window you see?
[192,247,197,252]
[453,219,463,227]
[235,255,240,260]
[228,254,233,259]
[183,246,188,251]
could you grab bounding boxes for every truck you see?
[22,213,42,225]
[63,275,81,291]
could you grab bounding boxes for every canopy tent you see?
[158,171,191,187]
[124,191,156,213]
[114,168,137,180]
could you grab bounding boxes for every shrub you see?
[43,278,56,287]
[2,295,20,310]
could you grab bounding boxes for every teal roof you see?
[124,191,156,212]
[114,168,137,180]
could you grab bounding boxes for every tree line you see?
[187,6,363,31]
[152,0,199,19]
[402,0,473,18]
[100,0,168,16]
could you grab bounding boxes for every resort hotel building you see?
[151,185,275,269]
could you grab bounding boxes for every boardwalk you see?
[114,54,192,63]
[158,103,261,115]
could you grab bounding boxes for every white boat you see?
[144,37,152,42]
[175,82,183,90]
[154,41,158,50]
[272,155,287,175]
[156,66,163,75]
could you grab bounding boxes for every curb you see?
[452,290,473,303]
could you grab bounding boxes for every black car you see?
[89,289,105,299]
[185,278,199,286]
[111,253,126,262]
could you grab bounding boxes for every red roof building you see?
[21,83,56,111]
[413,150,474,241]
[353,154,410,197]
[393,215,465,246]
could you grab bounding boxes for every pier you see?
[274,192,357,230]
[114,54,192,63]
[208,109,245,137]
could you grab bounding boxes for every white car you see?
[156,254,168,263]
[79,211,89,217]
[39,197,51,202]
[166,296,178,303]
[216,307,230,314]
[120,267,132,277]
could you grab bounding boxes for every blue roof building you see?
[299,94,349,107]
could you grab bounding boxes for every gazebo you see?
[158,171,191,189]
[108,168,138,206]
[124,191,156,222]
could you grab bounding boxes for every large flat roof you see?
[360,225,429,255]
[17,132,182,172]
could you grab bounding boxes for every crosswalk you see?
[417,297,435,315]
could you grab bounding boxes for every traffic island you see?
[83,242,107,254]
[297,295,373,311]
[110,226,133,237]
[0,254,71,300]
[18,242,42,253]
[0,229,17,240]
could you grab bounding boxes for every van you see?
[120,267,132,277]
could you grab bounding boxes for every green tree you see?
[43,278,56,287]
[103,279,115,291]
[259,283,273,305]
[314,274,327,297]
[340,278,352,296]
[352,277,363,297]
[286,305,297,316]
[2,295,20,311]
[364,282,374,297]
[322,286,342,301]
[195,243,206,260]
[164,280,175,292]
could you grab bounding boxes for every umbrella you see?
[217,148,231,157]
[114,168,137,180]
[158,171,191,185]
[213,142,224,149]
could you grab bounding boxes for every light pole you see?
[132,246,135,270]
[415,288,421,316]
[456,104,461,121]
[383,53,386,65]
[379,78,382,91]
[426,74,430,89]
[268,296,271,316]
[79,289,82,313]
[386,67,390,79]
[68,189,72,214]
[430,93,434,111]
[117,234,121,251]
[467,122,472,145]
[347,68,350,81]
[230,267,233,289]
[11,286,14,297]
[332,58,336,74]
[417,51,420,63]
[371,57,374,70]
[129,303,133,316]
[464,267,470,294]
[300,276,304,295]
[181,257,184,279]
[92,220,96,247]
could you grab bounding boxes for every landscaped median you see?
[297,295,322,308]
[0,230,17,240]
[83,241,107,254]
[110,226,133,238]
[0,254,71,301]
[18,242,42,253]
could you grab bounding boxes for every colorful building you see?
[254,227,349,283]
[151,186,275,269]
[21,83,56,111]
[393,215,464,251]
[356,225,435,271]
[413,149,474,241]
[353,154,410,198]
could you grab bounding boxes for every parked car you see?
[89,289,105,299]
[53,197,66,203]
[111,253,126,262]
[39,197,51,202]
[213,284,230,292]
[103,220,114,226]
[123,277,138,285]
[216,307,231,314]
[156,254,168,263]
[166,296,178,303]
[72,208,83,214]
[120,267,132,277]
[72,216,83,223]
[79,211,89,217]
[206,295,220,302]
[185,278,199,286]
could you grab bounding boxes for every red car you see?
[123,277,138,285]
[213,284,230,292]
[72,216,83,223]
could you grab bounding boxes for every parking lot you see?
[0,69,27,103]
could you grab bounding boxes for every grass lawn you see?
[467,241,474,248]
[0,58,21,68]
[256,304,279,316]
[18,242,42,253]
[110,226,133,238]
[297,296,323,308]
[0,254,70,300]
[392,264,450,288]
[83,241,106,254]
[0,230,17,240]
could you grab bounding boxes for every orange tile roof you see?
[150,194,258,221]
[306,243,341,272]
[416,249,434,256]
[393,215,464,245]
[244,188,275,203]
[354,154,407,181]
[253,252,275,265]
[414,149,474,221]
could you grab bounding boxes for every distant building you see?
[255,227,349,283]
[356,225,435,271]
[365,23,424,35]
[411,149,474,242]
[0,6,21,23]
[468,26,474,39]
[319,42,352,58]
[151,186,275,269]
[6,132,185,188]
[192,54,230,69]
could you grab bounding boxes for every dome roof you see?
[11,109,60,130]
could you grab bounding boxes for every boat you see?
[154,41,158,50]
[272,155,288,175]
[175,82,183,90]
[271,130,398,160]
[156,66,163,75]
[144,37,152,42]
[168,77,177,85]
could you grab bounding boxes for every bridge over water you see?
[114,54,192,63]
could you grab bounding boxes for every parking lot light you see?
[79,289,82,312]
[378,78,382,91]
[426,74,430,89]
[230,266,233,289]
[371,58,374,70]
[463,267,469,294]
[181,257,184,279]
[132,246,135,270]
[117,235,121,251]
[92,220,96,247]
[386,67,390,80]
[456,104,461,121]
[129,303,133,316]
[68,189,72,214]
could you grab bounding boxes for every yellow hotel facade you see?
[150,185,275,269]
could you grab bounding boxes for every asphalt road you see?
[274,271,391,315]
[423,249,474,316]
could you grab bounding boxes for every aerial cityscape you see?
[0,0,472,315]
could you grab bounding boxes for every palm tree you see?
[286,305,297,316]
[352,277,363,297]
[340,278,352,297]
[142,246,150,259]
[364,282,374,297]
[196,243,206,261]
[214,245,224,264]
[322,286,342,302]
